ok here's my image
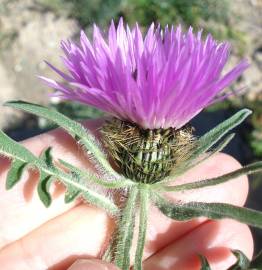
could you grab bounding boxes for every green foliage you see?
[154,194,262,228]
[121,0,231,28]
[6,159,27,189]
[0,120,119,213]
[37,0,234,40]
[157,161,262,192]
[5,100,119,179]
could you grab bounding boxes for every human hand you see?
[0,119,253,270]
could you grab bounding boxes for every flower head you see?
[41,18,248,130]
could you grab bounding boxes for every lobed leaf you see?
[64,172,81,203]
[59,159,133,189]
[0,129,119,214]
[153,193,262,228]
[37,173,53,207]
[6,159,27,189]
[4,100,120,179]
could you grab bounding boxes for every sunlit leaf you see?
[158,161,262,192]
[37,173,52,207]
[153,193,262,228]
[6,159,27,189]
[0,129,119,214]
[4,100,120,179]
[164,109,252,181]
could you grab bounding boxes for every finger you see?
[0,154,249,270]
[143,219,253,270]
[0,120,102,248]
[67,259,119,270]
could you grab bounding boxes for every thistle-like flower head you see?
[41,18,248,130]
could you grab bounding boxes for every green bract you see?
[1,101,262,270]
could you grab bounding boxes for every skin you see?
[0,119,253,270]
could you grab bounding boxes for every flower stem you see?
[114,187,138,270]
[134,185,149,270]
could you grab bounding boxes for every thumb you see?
[67,259,120,270]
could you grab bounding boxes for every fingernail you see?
[68,259,117,270]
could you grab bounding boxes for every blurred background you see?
[0,0,261,250]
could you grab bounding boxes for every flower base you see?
[102,118,195,183]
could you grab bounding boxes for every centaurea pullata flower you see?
[1,18,262,270]
[41,18,248,183]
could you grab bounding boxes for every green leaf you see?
[64,171,81,203]
[199,255,211,270]
[37,148,54,207]
[59,159,134,189]
[114,187,138,270]
[40,147,54,168]
[37,173,52,207]
[228,250,250,270]
[250,251,262,269]
[0,129,119,214]
[6,159,27,189]
[5,100,120,179]
[134,187,149,270]
[164,109,252,181]
[157,161,262,192]
[153,194,262,228]
[64,188,80,203]
[196,109,251,158]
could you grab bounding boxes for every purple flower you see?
[41,18,249,129]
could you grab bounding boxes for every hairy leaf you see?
[195,109,251,158]
[64,172,81,203]
[5,100,120,179]
[164,109,252,181]
[157,161,262,192]
[59,159,133,189]
[153,194,262,228]
[0,129,119,214]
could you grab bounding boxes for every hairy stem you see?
[134,186,149,270]
[114,187,138,270]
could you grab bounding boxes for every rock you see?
[0,0,79,129]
